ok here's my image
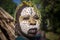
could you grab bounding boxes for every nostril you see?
[29,20,36,25]
[29,28,37,30]
[30,23,36,25]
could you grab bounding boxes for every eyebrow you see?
[22,15,30,17]
[33,15,39,17]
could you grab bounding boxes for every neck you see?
[20,33,41,40]
[20,30,41,40]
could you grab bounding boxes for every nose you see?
[29,18,36,25]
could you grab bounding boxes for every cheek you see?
[36,20,41,29]
[37,20,41,25]
[19,20,30,34]
[36,20,40,24]
[19,20,29,30]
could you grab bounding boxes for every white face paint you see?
[19,7,40,35]
[21,7,36,16]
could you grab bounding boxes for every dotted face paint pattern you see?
[21,7,36,16]
[19,7,40,34]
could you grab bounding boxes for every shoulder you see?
[16,36,28,40]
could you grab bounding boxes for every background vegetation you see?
[0,0,17,17]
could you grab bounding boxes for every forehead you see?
[20,7,38,16]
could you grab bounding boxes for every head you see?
[15,1,41,37]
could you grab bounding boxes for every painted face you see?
[19,7,40,37]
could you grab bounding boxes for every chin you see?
[27,31,38,37]
[28,33,37,37]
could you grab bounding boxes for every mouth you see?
[28,28,37,35]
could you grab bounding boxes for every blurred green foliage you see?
[0,0,17,17]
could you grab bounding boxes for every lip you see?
[28,28,37,34]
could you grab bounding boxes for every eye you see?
[33,15,39,19]
[23,17,29,20]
